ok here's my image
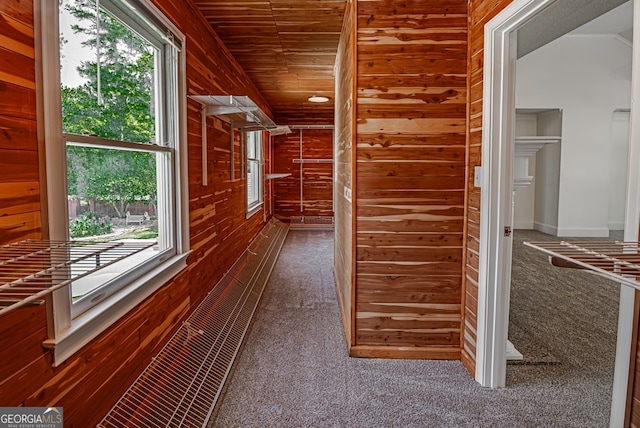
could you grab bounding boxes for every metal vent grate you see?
[525,240,640,290]
[99,219,288,428]
[289,216,334,230]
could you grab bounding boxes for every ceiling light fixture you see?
[307,95,330,103]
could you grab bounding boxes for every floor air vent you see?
[289,216,334,230]
[99,219,288,428]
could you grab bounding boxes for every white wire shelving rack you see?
[0,239,156,315]
[525,240,640,289]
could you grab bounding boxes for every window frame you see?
[66,135,175,318]
[245,130,263,217]
[36,0,190,366]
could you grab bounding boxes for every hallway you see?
[209,231,615,427]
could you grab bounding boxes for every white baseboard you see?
[506,340,523,361]
[514,220,534,230]
[608,221,624,231]
[556,227,610,238]
[533,222,558,236]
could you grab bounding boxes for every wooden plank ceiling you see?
[193,0,346,125]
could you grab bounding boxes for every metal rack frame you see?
[190,95,290,185]
[524,240,640,289]
[0,239,156,315]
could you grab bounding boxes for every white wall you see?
[609,111,630,230]
[534,110,563,235]
[514,114,538,229]
[516,35,632,237]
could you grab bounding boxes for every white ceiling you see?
[517,0,631,58]
[570,1,632,35]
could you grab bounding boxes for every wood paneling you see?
[352,0,466,356]
[349,345,460,359]
[462,0,513,377]
[192,0,346,125]
[0,1,275,426]
[0,2,39,247]
[334,0,355,346]
[272,128,333,219]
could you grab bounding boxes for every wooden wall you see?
[0,0,274,426]
[462,0,513,376]
[334,0,355,346]
[272,128,333,220]
[0,2,40,246]
[347,0,467,359]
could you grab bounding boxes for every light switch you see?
[474,166,482,188]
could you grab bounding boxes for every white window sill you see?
[43,252,189,366]
[246,202,264,219]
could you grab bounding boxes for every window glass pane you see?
[246,132,256,159]
[58,0,176,315]
[59,0,158,144]
[246,131,262,211]
[247,160,259,205]
[66,144,167,305]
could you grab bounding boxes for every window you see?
[246,131,263,216]
[39,0,188,364]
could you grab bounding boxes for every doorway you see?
[476,0,640,426]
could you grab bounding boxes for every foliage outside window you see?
[58,0,178,315]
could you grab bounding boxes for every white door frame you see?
[477,1,640,425]
[476,0,556,389]
[612,2,640,425]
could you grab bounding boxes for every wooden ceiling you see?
[192,0,347,125]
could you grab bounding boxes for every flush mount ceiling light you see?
[307,95,330,103]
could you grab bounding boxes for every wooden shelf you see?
[292,159,333,164]
[265,173,291,180]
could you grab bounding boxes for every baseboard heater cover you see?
[289,215,334,230]
[98,218,288,428]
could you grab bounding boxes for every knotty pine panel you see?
[0,7,34,58]
[272,128,333,219]
[0,1,32,26]
[354,0,467,354]
[356,329,461,348]
[0,3,40,248]
[272,131,300,219]
[192,0,344,124]
[333,0,355,346]
[0,115,38,150]
[0,83,36,122]
[462,0,513,377]
[0,1,276,426]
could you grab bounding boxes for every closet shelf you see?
[0,239,155,315]
[525,240,640,290]
[515,135,561,145]
[292,159,333,164]
[265,173,291,180]
[190,95,277,131]
[189,95,291,186]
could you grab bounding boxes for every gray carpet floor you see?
[209,230,619,427]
